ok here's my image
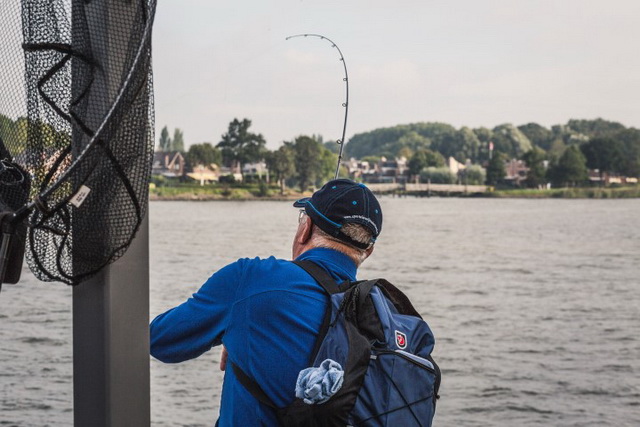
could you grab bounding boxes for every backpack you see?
[231,260,441,427]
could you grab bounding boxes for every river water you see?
[1,198,639,426]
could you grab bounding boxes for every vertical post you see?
[71,1,150,425]
[73,216,150,426]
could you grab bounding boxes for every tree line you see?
[158,117,640,190]
[158,118,337,192]
[346,119,640,187]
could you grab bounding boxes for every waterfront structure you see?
[152,151,186,178]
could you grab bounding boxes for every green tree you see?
[393,131,430,155]
[486,152,506,186]
[293,136,323,192]
[455,127,482,163]
[472,127,493,144]
[407,149,445,178]
[158,126,171,152]
[323,141,339,154]
[491,124,533,157]
[420,167,456,184]
[614,129,640,177]
[521,147,547,188]
[397,146,414,160]
[172,128,185,152]
[580,137,624,182]
[266,144,296,194]
[518,123,554,151]
[547,145,588,187]
[426,150,446,168]
[566,118,625,138]
[547,138,567,161]
[319,148,338,184]
[185,143,221,169]
[0,114,16,157]
[345,122,454,159]
[361,155,381,166]
[217,118,267,180]
[472,127,495,162]
[408,151,428,177]
[430,127,479,163]
[6,118,67,152]
[463,165,486,185]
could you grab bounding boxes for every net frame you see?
[0,0,157,285]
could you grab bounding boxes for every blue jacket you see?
[150,247,358,426]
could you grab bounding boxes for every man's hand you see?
[220,345,228,371]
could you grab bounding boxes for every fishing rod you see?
[286,34,349,180]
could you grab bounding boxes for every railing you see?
[366,183,488,194]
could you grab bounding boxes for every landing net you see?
[0,0,156,285]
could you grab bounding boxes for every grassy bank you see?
[486,185,640,199]
[149,182,640,200]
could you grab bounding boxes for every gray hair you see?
[306,218,373,266]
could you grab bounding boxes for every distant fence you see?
[366,183,487,194]
[364,183,401,192]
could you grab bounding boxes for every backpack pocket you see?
[349,349,438,427]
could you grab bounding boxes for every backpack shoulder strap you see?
[292,260,341,294]
[292,259,346,361]
[231,362,278,410]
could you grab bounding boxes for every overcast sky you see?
[152,0,640,150]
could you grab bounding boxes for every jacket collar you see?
[295,247,358,282]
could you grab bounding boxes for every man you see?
[150,179,383,426]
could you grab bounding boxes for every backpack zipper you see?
[373,349,436,374]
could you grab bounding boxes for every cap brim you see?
[293,198,310,208]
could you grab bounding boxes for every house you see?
[218,166,243,183]
[503,159,528,186]
[242,161,269,182]
[589,169,639,185]
[186,164,220,185]
[342,158,373,180]
[370,156,408,183]
[347,156,409,183]
[447,157,466,175]
[152,151,185,178]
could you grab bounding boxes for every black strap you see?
[376,279,422,319]
[231,362,278,410]
[354,279,378,314]
[292,260,341,294]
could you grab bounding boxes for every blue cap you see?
[293,179,382,249]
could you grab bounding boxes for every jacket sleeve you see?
[149,259,246,363]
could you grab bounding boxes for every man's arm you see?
[150,260,245,363]
[219,345,228,371]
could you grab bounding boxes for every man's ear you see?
[297,217,314,244]
[364,244,375,259]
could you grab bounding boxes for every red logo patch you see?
[395,330,407,349]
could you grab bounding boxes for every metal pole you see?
[73,216,150,426]
[71,1,150,425]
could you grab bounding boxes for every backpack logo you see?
[395,330,407,349]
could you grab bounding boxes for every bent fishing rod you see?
[286,34,349,180]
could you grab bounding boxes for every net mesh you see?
[0,0,156,285]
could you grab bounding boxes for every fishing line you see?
[286,34,349,179]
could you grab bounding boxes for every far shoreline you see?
[149,185,640,201]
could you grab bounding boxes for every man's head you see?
[292,179,383,265]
